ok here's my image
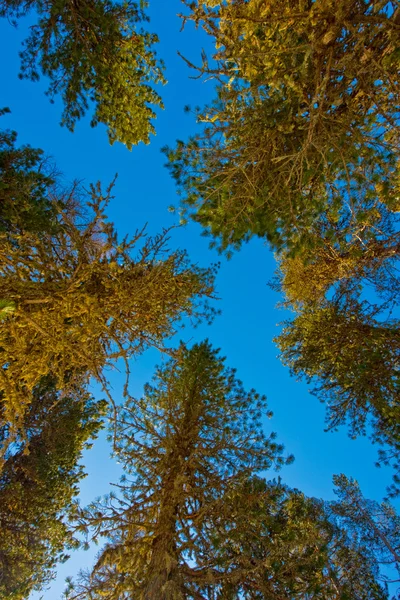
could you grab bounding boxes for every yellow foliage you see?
[0,183,215,459]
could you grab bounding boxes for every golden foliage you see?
[0,182,216,460]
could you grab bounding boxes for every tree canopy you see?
[0,129,216,462]
[0,0,165,147]
[162,0,400,491]
[65,342,289,598]
[165,0,399,254]
[273,184,400,490]
[0,108,58,234]
[0,376,105,600]
[65,342,388,599]
[332,474,400,585]
[1,2,399,597]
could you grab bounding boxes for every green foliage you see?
[168,0,400,495]
[65,341,293,599]
[276,299,400,486]
[65,343,388,599]
[273,192,400,491]
[0,0,165,147]
[0,299,16,321]
[214,477,388,599]
[165,0,399,254]
[164,1,400,496]
[0,121,58,234]
[0,376,106,600]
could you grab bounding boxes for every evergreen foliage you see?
[274,198,400,490]
[163,1,400,488]
[65,343,388,599]
[0,133,216,462]
[0,114,58,234]
[0,376,105,600]
[332,474,400,584]
[0,0,165,147]
[165,0,399,253]
[1,3,399,597]
[66,342,289,598]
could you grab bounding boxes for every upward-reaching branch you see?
[0,129,216,461]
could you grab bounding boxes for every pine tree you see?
[66,341,291,598]
[65,343,387,599]
[0,376,105,600]
[165,0,399,254]
[332,475,400,580]
[163,0,400,491]
[0,0,165,147]
[274,201,400,491]
[0,111,58,234]
[187,474,390,599]
[0,131,216,461]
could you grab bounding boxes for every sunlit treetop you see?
[65,342,294,599]
[332,474,400,579]
[271,184,400,493]
[0,131,217,462]
[275,286,400,495]
[165,0,400,254]
[65,343,390,599]
[0,0,165,147]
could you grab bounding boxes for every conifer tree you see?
[65,342,387,599]
[0,0,164,147]
[332,474,400,585]
[164,0,400,489]
[0,376,105,600]
[211,476,390,599]
[0,130,216,461]
[166,0,400,253]
[0,110,58,234]
[274,204,400,490]
[66,341,290,598]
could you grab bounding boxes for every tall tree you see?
[65,342,387,599]
[164,0,400,490]
[65,341,290,599]
[276,299,400,451]
[192,475,389,599]
[0,130,216,461]
[0,109,58,234]
[0,376,105,600]
[331,474,400,589]
[0,0,164,147]
[274,204,400,491]
[165,0,399,254]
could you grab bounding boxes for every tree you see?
[65,341,293,599]
[196,476,389,599]
[276,300,399,435]
[0,0,165,147]
[0,110,58,234]
[165,0,399,254]
[0,375,106,600]
[274,202,400,491]
[65,342,387,599]
[331,474,400,592]
[0,132,216,461]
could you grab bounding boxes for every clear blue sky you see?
[0,2,396,597]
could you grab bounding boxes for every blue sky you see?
[0,1,397,597]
